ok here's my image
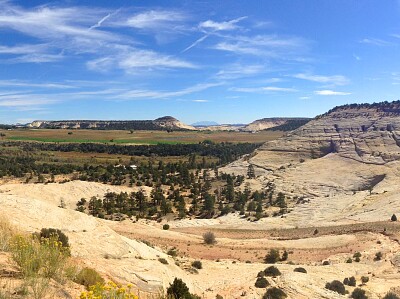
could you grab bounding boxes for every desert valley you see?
[0,102,399,299]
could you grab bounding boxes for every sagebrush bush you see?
[39,228,70,249]
[293,267,307,273]
[263,287,287,299]
[74,267,105,289]
[163,224,170,230]
[264,266,281,277]
[191,260,202,269]
[0,218,16,252]
[264,249,280,264]
[203,231,216,245]
[255,277,269,288]
[383,293,400,299]
[325,280,346,295]
[10,234,69,280]
[159,258,168,264]
[351,288,368,299]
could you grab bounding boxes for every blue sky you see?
[1,0,400,124]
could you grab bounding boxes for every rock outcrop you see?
[27,116,195,131]
[241,117,310,132]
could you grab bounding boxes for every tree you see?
[391,214,397,221]
[325,280,346,295]
[263,287,287,299]
[351,288,368,299]
[247,164,255,179]
[166,278,191,299]
[264,249,280,263]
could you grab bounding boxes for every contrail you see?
[182,34,209,53]
[89,8,121,30]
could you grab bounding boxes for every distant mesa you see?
[191,121,220,127]
[27,116,195,131]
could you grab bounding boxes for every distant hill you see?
[241,117,311,132]
[27,116,195,131]
[192,121,220,127]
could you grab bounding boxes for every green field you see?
[1,129,283,145]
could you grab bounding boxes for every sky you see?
[1,0,400,124]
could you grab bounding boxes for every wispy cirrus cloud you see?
[314,90,351,96]
[231,86,297,93]
[0,80,74,89]
[182,16,247,52]
[359,38,392,46]
[199,16,247,31]
[293,73,349,86]
[213,34,307,57]
[215,64,264,79]
[87,49,196,72]
[113,82,222,100]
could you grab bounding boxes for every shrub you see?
[346,258,353,263]
[0,218,16,251]
[167,248,178,257]
[166,278,193,299]
[361,276,369,284]
[10,234,69,280]
[264,249,280,264]
[254,277,269,288]
[351,288,368,299]
[354,257,361,262]
[280,250,288,261]
[344,276,356,286]
[74,267,104,289]
[353,252,362,258]
[191,260,202,269]
[39,228,69,248]
[257,271,265,277]
[159,258,168,265]
[79,281,138,299]
[203,231,216,245]
[264,266,281,277]
[293,267,307,273]
[383,293,400,299]
[325,280,346,295]
[262,287,287,299]
[163,224,170,230]
[374,251,383,261]
[216,295,223,299]
[322,260,330,265]
[391,214,397,221]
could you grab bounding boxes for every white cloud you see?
[299,96,310,100]
[293,73,349,86]
[199,16,247,31]
[359,38,391,46]
[314,90,351,96]
[114,83,222,100]
[125,10,186,30]
[87,49,196,72]
[192,99,209,102]
[215,64,264,79]
[213,34,307,57]
[0,80,73,89]
[231,86,297,93]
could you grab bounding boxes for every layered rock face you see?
[27,116,195,131]
[241,117,310,132]
[257,103,400,167]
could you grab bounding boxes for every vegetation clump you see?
[203,231,216,245]
[293,267,307,273]
[254,277,269,288]
[383,293,400,299]
[191,260,202,269]
[343,276,356,286]
[163,224,170,230]
[74,267,105,289]
[79,281,138,299]
[262,287,287,299]
[325,280,346,295]
[264,266,281,277]
[351,288,368,299]
[264,249,280,264]
[166,278,201,299]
